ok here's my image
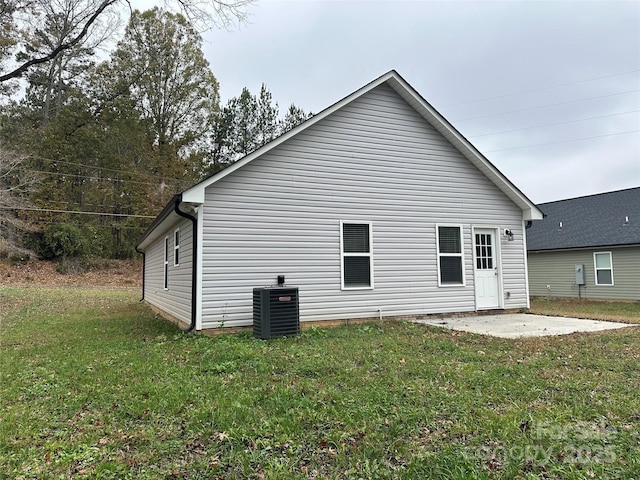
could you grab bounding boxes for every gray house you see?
[136,70,543,332]
[527,187,640,301]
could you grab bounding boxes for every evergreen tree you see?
[279,103,313,134]
[204,85,313,177]
[256,83,278,146]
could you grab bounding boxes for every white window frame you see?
[163,236,169,290]
[593,251,614,286]
[340,221,374,290]
[436,224,466,287]
[174,228,180,266]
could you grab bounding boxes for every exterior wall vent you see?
[253,287,300,339]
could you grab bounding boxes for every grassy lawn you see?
[1,289,639,479]
[530,297,640,324]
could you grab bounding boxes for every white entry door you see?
[474,229,501,309]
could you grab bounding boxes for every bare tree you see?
[0,0,253,84]
[20,0,120,122]
[0,146,38,258]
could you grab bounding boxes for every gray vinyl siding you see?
[143,218,193,324]
[200,84,528,329]
[528,246,640,300]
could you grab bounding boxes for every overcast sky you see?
[158,0,640,204]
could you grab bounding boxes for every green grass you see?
[530,297,640,324]
[1,289,639,479]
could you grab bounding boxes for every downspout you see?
[174,194,198,333]
[134,246,145,302]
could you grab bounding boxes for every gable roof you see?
[138,70,542,250]
[182,70,542,218]
[526,187,640,252]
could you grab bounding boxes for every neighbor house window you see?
[594,252,613,286]
[174,229,180,266]
[341,222,373,289]
[437,225,465,286]
[164,236,169,290]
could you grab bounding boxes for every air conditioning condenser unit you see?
[253,287,300,339]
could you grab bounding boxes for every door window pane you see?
[475,233,493,270]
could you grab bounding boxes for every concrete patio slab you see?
[416,314,637,338]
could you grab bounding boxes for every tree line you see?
[0,1,311,260]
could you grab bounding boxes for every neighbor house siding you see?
[143,217,193,323]
[528,246,640,300]
[200,84,527,328]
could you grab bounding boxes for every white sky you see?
[144,1,640,203]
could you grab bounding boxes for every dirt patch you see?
[0,259,142,288]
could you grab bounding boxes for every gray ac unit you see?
[253,287,300,339]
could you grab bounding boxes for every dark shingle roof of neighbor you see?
[526,187,640,251]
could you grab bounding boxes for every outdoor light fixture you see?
[504,229,514,241]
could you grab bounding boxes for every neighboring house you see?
[527,187,640,301]
[136,70,543,332]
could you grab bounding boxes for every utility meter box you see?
[575,264,585,285]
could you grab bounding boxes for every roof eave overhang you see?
[528,242,640,253]
[136,194,202,251]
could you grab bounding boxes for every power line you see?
[0,206,155,218]
[453,89,640,123]
[444,69,640,107]
[29,220,145,230]
[31,156,186,184]
[484,129,640,153]
[26,169,183,188]
[469,109,640,138]
[44,199,145,210]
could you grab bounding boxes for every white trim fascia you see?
[522,220,531,309]
[529,243,640,253]
[181,74,396,204]
[494,227,505,309]
[195,205,204,331]
[180,71,542,221]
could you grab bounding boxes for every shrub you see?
[36,223,92,259]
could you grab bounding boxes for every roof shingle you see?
[526,187,640,251]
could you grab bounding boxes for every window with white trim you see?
[340,222,373,289]
[437,225,465,286]
[594,252,613,286]
[174,229,180,266]
[164,236,169,290]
